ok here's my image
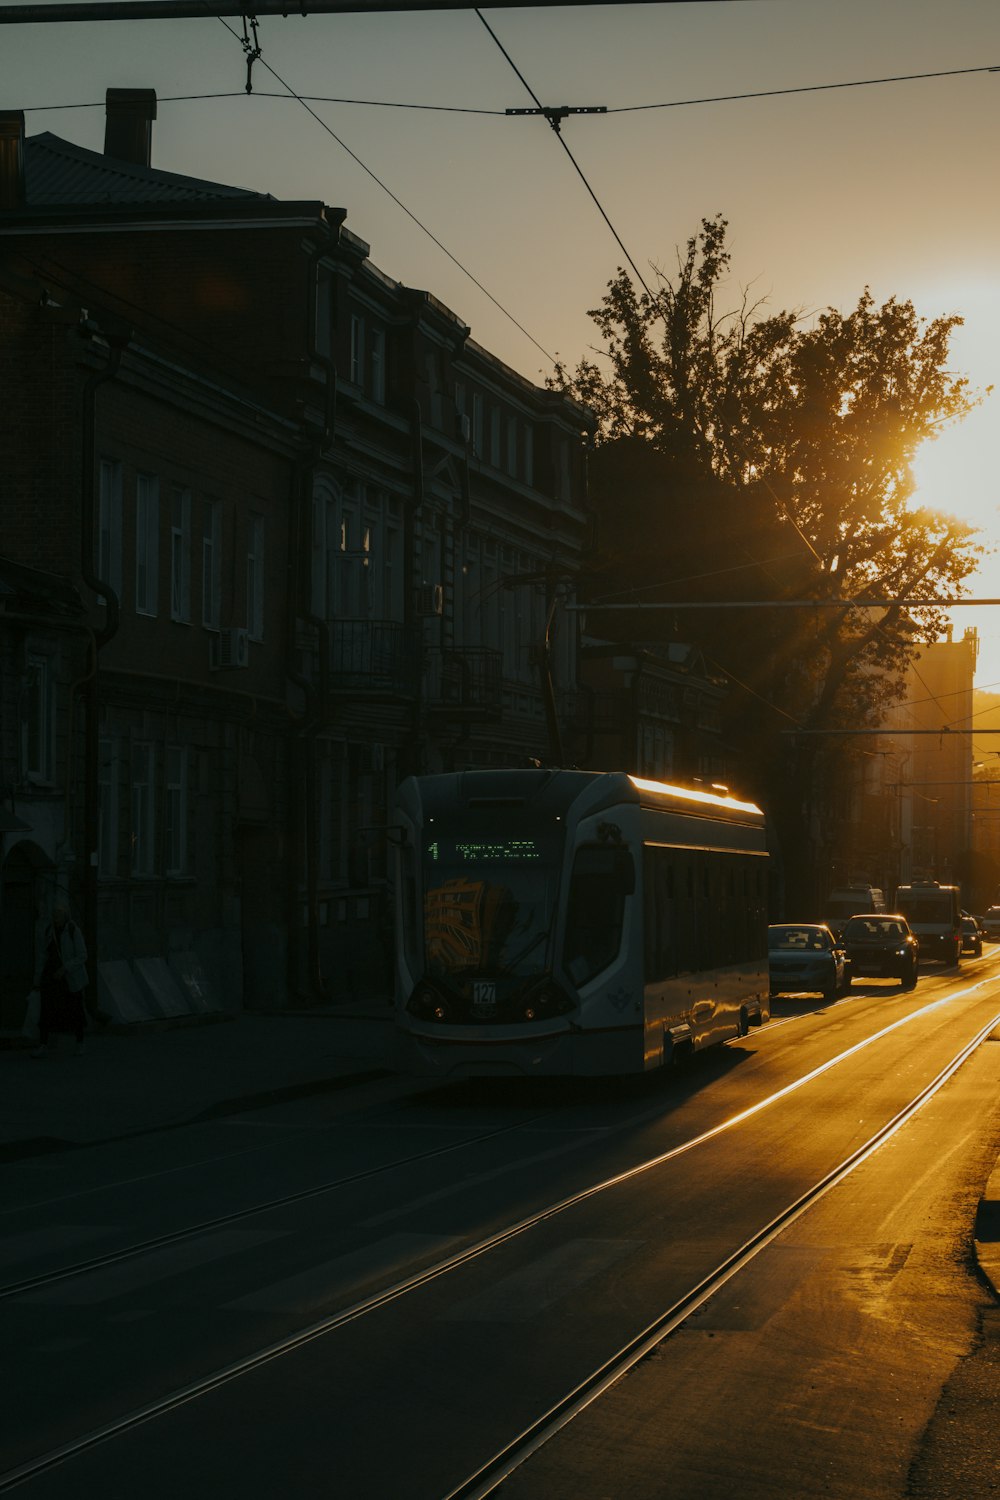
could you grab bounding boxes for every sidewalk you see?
[2,1002,998,1305]
[0,1002,397,1160]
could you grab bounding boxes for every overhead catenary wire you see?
[20,62,999,118]
[210,14,558,363]
[474,8,656,302]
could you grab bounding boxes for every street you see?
[4,961,1000,1498]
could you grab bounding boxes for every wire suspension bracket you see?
[506,104,606,134]
[241,12,263,92]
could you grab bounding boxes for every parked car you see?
[841,914,919,990]
[960,915,983,957]
[768,923,847,1000]
[980,907,1000,942]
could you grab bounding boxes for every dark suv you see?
[842,914,919,990]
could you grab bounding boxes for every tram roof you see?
[400,769,763,822]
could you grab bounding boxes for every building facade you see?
[0,91,593,1021]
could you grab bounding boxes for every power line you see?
[609,62,1000,114]
[0,0,688,20]
[474,9,655,302]
[18,62,998,116]
[211,15,557,363]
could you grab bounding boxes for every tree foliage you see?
[553,216,986,898]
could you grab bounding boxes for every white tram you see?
[392,768,770,1079]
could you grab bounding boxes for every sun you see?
[907,293,1000,686]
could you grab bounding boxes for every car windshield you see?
[768,926,831,952]
[843,918,905,940]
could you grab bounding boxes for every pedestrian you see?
[30,899,89,1057]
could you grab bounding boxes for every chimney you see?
[0,111,26,211]
[104,88,157,167]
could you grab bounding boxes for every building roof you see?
[24,131,271,207]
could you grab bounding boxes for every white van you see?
[894,880,962,966]
[823,884,886,935]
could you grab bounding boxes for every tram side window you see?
[644,847,677,981]
[564,844,631,986]
[646,846,766,977]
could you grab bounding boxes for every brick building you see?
[0,90,594,1019]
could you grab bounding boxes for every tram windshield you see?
[422,826,562,981]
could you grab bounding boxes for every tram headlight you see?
[519,980,574,1021]
[406,983,451,1022]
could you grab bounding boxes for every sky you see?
[5,0,999,680]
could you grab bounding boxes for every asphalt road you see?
[4,963,1000,1499]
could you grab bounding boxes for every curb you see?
[975,1164,1000,1301]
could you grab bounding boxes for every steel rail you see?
[1,980,993,1492]
[0,971,967,1302]
[0,1108,552,1301]
[445,1004,1000,1499]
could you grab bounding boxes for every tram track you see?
[0,1108,557,1302]
[0,974,977,1306]
[444,1005,1000,1500]
[4,987,999,1495]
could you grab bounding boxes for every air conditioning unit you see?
[414,583,444,617]
[209,627,250,670]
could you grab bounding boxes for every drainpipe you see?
[541,566,564,767]
[79,323,128,996]
[405,399,424,775]
[285,251,336,1004]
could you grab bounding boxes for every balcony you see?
[425,648,502,720]
[563,690,627,735]
[328,620,421,698]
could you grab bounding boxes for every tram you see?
[392,767,770,1079]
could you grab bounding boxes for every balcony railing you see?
[563,690,627,734]
[425,648,503,719]
[328,620,422,698]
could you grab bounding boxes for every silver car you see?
[981,907,1000,942]
[768,922,847,1001]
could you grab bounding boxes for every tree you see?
[555,216,986,909]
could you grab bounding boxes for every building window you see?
[558,440,571,502]
[130,742,155,876]
[22,652,52,782]
[506,417,518,476]
[383,509,402,619]
[165,745,187,875]
[370,328,386,404]
[425,351,444,428]
[490,407,501,468]
[247,514,264,640]
[135,473,159,617]
[522,423,534,487]
[98,736,118,877]
[350,315,364,386]
[202,499,221,629]
[472,393,484,458]
[97,458,123,595]
[315,265,333,358]
[170,487,192,623]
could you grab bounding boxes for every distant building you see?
[877,627,978,897]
